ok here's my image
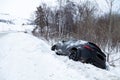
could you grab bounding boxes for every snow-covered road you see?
[0,32,120,80]
[0,32,8,37]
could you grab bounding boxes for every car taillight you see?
[84,45,93,51]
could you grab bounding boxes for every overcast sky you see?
[0,0,119,19]
[0,0,57,18]
[0,0,39,18]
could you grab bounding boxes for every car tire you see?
[69,48,79,61]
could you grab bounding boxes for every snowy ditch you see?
[0,32,120,80]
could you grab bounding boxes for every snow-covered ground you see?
[0,32,120,80]
[0,13,34,33]
[0,11,120,80]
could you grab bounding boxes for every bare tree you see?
[105,0,116,63]
[76,1,97,41]
[63,1,75,37]
[34,5,46,36]
[105,0,115,43]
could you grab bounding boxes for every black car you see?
[51,40,106,69]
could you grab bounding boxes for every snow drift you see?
[0,32,120,80]
[0,13,34,32]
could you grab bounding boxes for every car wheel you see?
[51,45,57,51]
[69,48,78,61]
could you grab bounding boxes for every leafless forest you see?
[32,0,120,64]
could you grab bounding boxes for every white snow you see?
[0,22,34,32]
[0,32,120,80]
[0,14,34,32]
[0,6,120,80]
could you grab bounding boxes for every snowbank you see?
[0,32,86,80]
[0,13,34,32]
[0,22,34,33]
[0,32,120,80]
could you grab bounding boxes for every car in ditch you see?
[51,40,106,69]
